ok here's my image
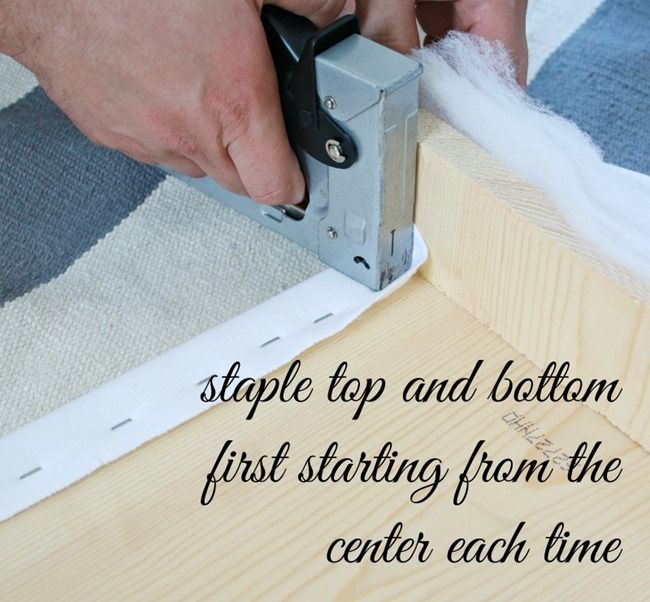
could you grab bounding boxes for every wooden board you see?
[1,276,648,600]
[415,113,650,449]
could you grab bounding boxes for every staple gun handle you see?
[261,6,359,169]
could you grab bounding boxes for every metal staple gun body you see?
[170,7,422,290]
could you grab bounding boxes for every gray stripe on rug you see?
[0,87,166,305]
[529,0,650,175]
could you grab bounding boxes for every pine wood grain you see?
[415,113,650,448]
[0,276,648,601]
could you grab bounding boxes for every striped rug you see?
[1,0,647,436]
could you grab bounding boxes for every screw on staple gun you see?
[167,6,422,290]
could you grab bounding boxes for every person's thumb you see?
[225,1,348,205]
[214,10,305,205]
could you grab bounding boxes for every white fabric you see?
[0,231,427,522]
[415,34,650,286]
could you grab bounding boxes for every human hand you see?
[0,0,422,205]
[0,1,351,204]
[416,0,529,86]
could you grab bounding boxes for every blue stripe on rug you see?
[0,87,165,305]
[529,0,650,175]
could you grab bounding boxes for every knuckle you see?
[221,99,250,143]
[140,107,201,158]
[166,131,200,158]
[201,81,253,145]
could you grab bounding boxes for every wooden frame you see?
[416,113,650,449]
